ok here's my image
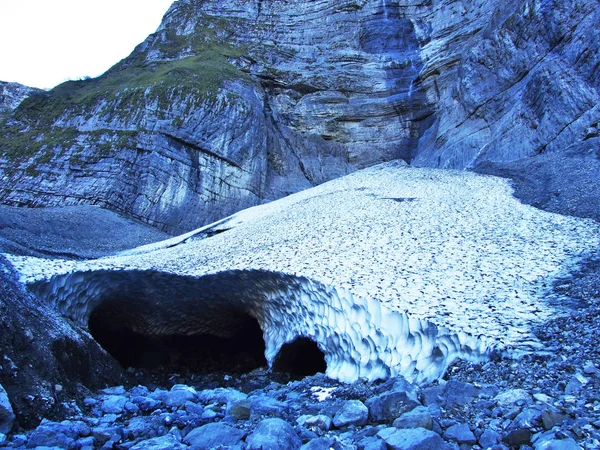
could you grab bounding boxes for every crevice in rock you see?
[273,337,327,377]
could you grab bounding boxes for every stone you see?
[357,436,387,450]
[124,416,166,440]
[0,384,15,434]
[91,424,121,447]
[246,418,302,450]
[533,394,552,403]
[101,395,128,414]
[443,423,477,445]
[494,389,531,407]
[479,429,501,449]
[564,377,583,395]
[101,386,127,396]
[183,422,245,449]
[333,400,369,428]
[132,396,162,413]
[27,420,91,449]
[541,409,567,431]
[249,395,288,417]
[300,437,336,450]
[297,414,332,433]
[366,390,420,423]
[377,427,451,450]
[420,386,443,407]
[533,431,581,450]
[511,408,542,430]
[229,398,251,420]
[163,385,197,409]
[503,428,532,447]
[441,381,481,408]
[130,434,187,450]
[197,388,247,409]
[392,406,433,430]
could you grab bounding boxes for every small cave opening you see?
[273,337,327,377]
[88,303,267,375]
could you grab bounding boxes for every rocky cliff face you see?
[0,0,597,232]
[0,81,42,119]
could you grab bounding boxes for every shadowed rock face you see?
[30,269,490,384]
[0,256,122,429]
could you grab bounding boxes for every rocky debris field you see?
[0,346,598,450]
[0,205,170,260]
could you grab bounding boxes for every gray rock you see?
[101,395,128,414]
[1,0,598,235]
[197,388,247,408]
[503,428,532,447]
[479,429,501,449]
[564,377,584,395]
[132,396,162,412]
[441,381,481,408]
[392,406,433,430]
[333,400,369,428]
[125,401,140,414]
[300,437,336,450]
[102,386,127,395]
[511,408,542,430]
[91,423,121,447]
[27,420,91,448]
[229,398,251,420]
[0,81,41,118]
[377,427,451,450]
[249,394,288,417]
[297,414,332,433]
[0,384,15,434]
[366,390,420,423]
[357,436,387,450]
[246,418,302,450]
[163,385,197,409]
[533,431,581,450]
[130,434,187,450]
[183,422,245,448]
[124,416,166,440]
[494,389,531,407]
[541,409,567,431]
[443,423,477,445]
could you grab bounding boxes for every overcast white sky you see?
[0,0,175,89]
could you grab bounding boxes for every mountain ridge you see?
[0,0,598,233]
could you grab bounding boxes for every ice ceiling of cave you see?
[31,269,490,383]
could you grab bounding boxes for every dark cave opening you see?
[273,337,327,377]
[88,304,267,374]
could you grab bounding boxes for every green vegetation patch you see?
[0,12,251,163]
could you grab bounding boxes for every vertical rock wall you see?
[0,0,597,231]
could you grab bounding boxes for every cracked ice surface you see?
[7,163,600,375]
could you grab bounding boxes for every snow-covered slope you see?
[7,163,599,382]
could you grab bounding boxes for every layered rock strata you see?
[2,0,596,232]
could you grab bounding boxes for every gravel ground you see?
[0,205,169,259]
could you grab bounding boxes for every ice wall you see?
[31,269,492,383]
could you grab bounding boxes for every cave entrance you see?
[88,305,267,374]
[273,337,327,377]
